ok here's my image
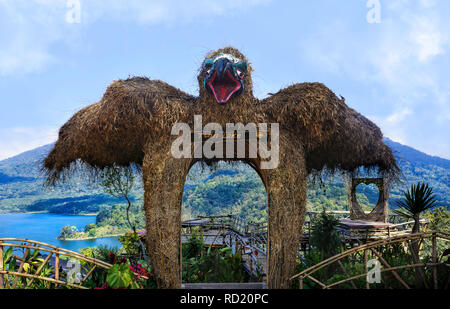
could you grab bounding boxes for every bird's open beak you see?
[206,58,241,104]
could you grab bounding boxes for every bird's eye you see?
[235,61,247,74]
[203,59,213,71]
[236,69,245,79]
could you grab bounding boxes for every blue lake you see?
[0,213,121,252]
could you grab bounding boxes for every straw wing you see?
[261,82,398,174]
[43,77,195,184]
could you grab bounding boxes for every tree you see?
[394,182,437,233]
[59,225,77,239]
[100,165,136,232]
[100,165,148,263]
[84,223,96,232]
[310,210,341,259]
[425,206,450,233]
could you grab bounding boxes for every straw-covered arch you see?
[43,46,398,288]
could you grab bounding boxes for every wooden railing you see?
[183,213,436,283]
[182,215,268,277]
[290,231,450,289]
[0,238,112,289]
[182,211,414,239]
[304,210,411,223]
[182,215,267,237]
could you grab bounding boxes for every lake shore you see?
[58,233,124,241]
[0,210,97,216]
[0,213,122,251]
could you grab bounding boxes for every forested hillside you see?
[0,139,448,225]
[0,144,131,214]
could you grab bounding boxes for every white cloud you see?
[84,0,270,24]
[411,17,446,62]
[0,0,68,75]
[0,127,58,161]
[367,7,447,89]
[368,1,449,156]
[369,108,413,144]
[0,0,271,159]
[0,0,270,76]
[299,0,449,158]
[0,50,54,76]
[385,108,413,124]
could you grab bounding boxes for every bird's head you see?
[199,47,252,105]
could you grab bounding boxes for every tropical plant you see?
[129,260,157,289]
[181,233,249,283]
[310,210,342,258]
[183,247,245,283]
[81,248,156,289]
[119,231,147,264]
[182,230,204,260]
[293,211,343,288]
[79,245,119,264]
[1,247,56,289]
[106,263,140,289]
[394,182,438,233]
[393,183,438,288]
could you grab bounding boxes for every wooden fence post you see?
[54,254,60,288]
[0,241,4,289]
[364,249,369,289]
[432,232,438,289]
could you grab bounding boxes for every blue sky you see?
[0,0,449,160]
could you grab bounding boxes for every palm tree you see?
[394,182,437,233]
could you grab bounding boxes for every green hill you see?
[0,139,448,223]
[0,144,129,214]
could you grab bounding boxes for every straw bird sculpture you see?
[44,47,398,288]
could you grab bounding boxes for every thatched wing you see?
[44,77,195,184]
[261,82,398,174]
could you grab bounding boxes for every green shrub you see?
[106,263,140,289]
[181,233,248,283]
[424,206,450,232]
[182,230,204,260]
[310,210,342,258]
[183,247,246,283]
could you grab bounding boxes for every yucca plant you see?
[394,183,437,288]
[394,182,437,233]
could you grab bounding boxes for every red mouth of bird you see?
[207,70,241,104]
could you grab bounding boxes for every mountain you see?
[0,139,448,217]
[383,138,449,208]
[0,144,53,173]
[384,138,450,170]
[0,143,125,214]
[0,172,34,184]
